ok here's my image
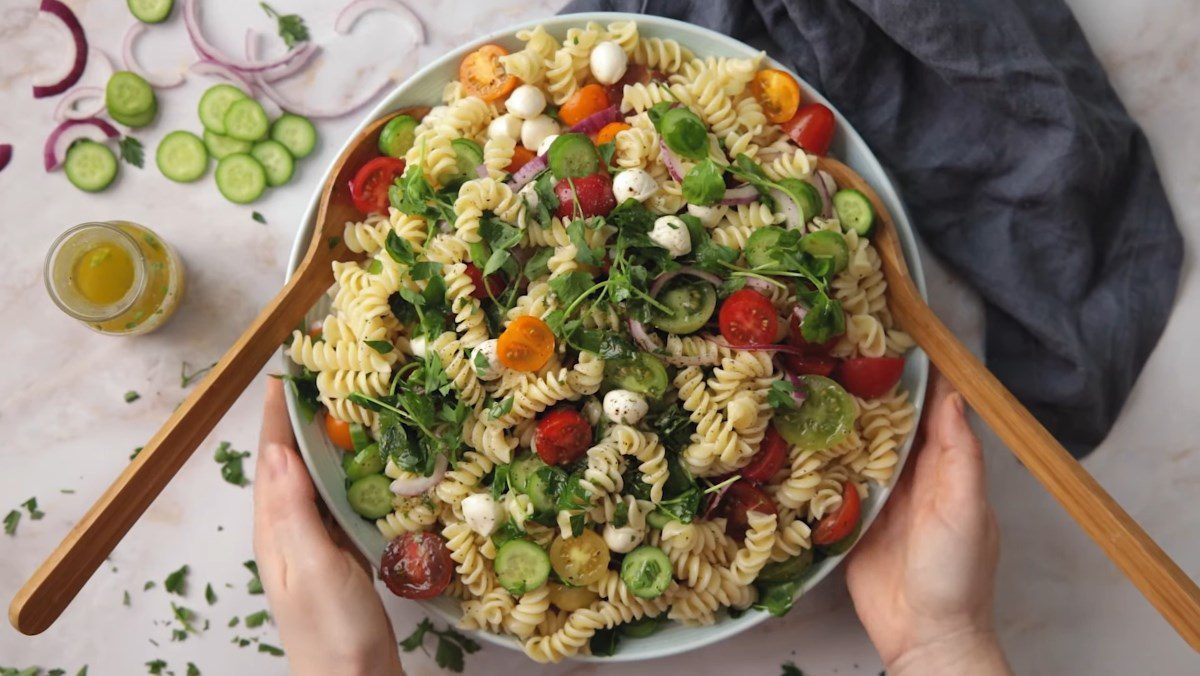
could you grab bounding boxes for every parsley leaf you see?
[124,390,140,403]
[257,644,284,657]
[681,158,725,206]
[590,627,621,656]
[204,584,217,605]
[244,560,264,594]
[767,379,802,411]
[22,497,44,520]
[781,662,804,676]
[164,565,189,596]
[180,361,216,388]
[259,2,308,48]
[487,396,513,420]
[186,664,200,676]
[119,136,144,168]
[244,610,270,628]
[399,617,433,652]
[145,660,168,675]
[251,211,267,224]
[213,442,251,486]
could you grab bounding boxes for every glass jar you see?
[44,221,185,335]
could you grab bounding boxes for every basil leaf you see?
[682,158,725,206]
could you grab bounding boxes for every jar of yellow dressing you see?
[43,221,185,335]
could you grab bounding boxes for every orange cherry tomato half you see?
[506,145,537,174]
[459,44,519,103]
[593,121,631,146]
[813,481,861,546]
[349,156,406,215]
[380,531,454,599]
[559,84,611,127]
[750,68,802,124]
[324,412,355,451]
[496,315,555,372]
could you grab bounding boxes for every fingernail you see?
[264,443,288,480]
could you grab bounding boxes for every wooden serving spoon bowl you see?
[8,106,429,636]
[818,157,1200,650]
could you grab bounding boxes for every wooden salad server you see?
[818,157,1200,650]
[8,106,429,636]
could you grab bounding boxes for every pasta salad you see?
[285,20,917,663]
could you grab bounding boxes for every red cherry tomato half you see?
[779,353,839,378]
[718,480,777,540]
[602,62,650,105]
[380,531,454,599]
[718,289,779,347]
[349,156,405,215]
[782,103,836,156]
[463,262,505,300]
[836,357,905,399]
[740,427,789,484]
[786,308,838,354]
[813,481,861,546]
[554,173,617,219]
[534,408,593,465]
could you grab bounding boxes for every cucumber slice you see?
[223,98,269,142]
[127,0,173,23]
[440,138,484,189]
[799,230,849,275]
[155,131,208,183]
[526,465,566,513]
[106,71,157,127]
[349,423,372,452]
[342,444,385,481]
[214,153,267,204]
[620,545,672,598]
[773,375,856,451]
[779,178,822,224]
[649,279,716,335]
[198,84,248,135]
[64,141,118,192]
[250,139,295,187]
[756,549,815,584]
[270,113,317,159]
[602,352,668,399]
[509,454,547,494]
[378,114,418,158]
[548,133,600,179]
[743,226,788,269]
[203,129,252,160]
[494,539,551,595]
[645,510,672,530]
[833,188,876,236]
[346,474,393,519]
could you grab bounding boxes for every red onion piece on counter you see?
[53,86,105,122]
[719,184,758,205]
[0,145,12,174]
[189,60,257,92]
[33,0,89,98]
[335,0,425,44]
[658,138,685,182]
[43,118,119,172]
[184,0,312,73]
[506,153,547,190]
[567,105,620,135]
[123,23,185,89]
[769,187,802,229]
[389,454,448,496]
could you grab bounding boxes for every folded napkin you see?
[561,0,1184,457]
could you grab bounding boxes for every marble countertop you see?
[2,0,1197,673]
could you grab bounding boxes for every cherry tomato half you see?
[779,353,839,377]
[559,84,611,127]
[506,145,537,174]
[497,315,556,372]
[462,262,505,300]
[602,63,649,103]
[549,529,610,586]
[718,288,779,347]
[554,172,617,219]
[718,480,778,541]
[787,308,838,354]
[593,121,631,147]
[548,582,599,611]
[324,412,355,451]
[836,357,905,399]
[740,427,789,484]
[459,44,518,103]
[750,68,801,124]
[349,156,405,215]
[782,103,836,156]
[380,531,454,599]
[534,408,593,465]
[812,481,861,546]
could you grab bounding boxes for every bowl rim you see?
[282,10,929,663]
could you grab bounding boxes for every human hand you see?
[253,379,404,676]
[845,372,1011,676]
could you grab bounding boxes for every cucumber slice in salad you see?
[106,71,157,128]
[223,98,269,142]
[346,474,393,519]
[270,114,318,159]
[798,229,849,275]
[342,444,385,481]
[547,133,600,179]
[494,539,551,595]
[203,129,252,160]
[508,454,547,494]
[214,153,267,204]
[743,226,788,269]
[833,188,876,236]
[198,84,248,135]
[64,141,118,192]
[251,140,295,187]
[156,131,208,183]
[378,114,417,158]
[620,545,672,598]
[127,0,174,23]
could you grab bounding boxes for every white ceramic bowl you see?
[283,12,929,662]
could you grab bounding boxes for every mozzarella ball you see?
[537,133,560,158]
[506,84,547,119]
[409,335,428,359]
[590,40,628,85]
[603,389,649,425]
[687,203,724,228]
[461,493,503,537]
[487,113,523,141]
[470,339,503,381]
[603,523,645,554]
[649,215,693,258]
[521,115,560,152]
[612,168,659,203]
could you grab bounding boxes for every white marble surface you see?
[1,0,1197,673]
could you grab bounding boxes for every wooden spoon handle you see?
[8,263,329,635]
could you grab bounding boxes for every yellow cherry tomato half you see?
[750,68,802,124]
[459,44,519,103]
[549,529,610,586]
[496,315,555,372]
[548,582,600,611]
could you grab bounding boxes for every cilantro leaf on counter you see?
[781,662,804,676]
[119,136,144,168]
[124,390,140,403]
[22,498,44,520]
[130,446,143,460]
[213,442,251,487]
[164,565,189,595]
[251,211,267,224]
[4,508,20,534]
[400,618,479,673]
[259,3,308,48]
[257,644,284,657]
[204,584,217,605]
[180,361,216,388]
[186,664,199,676]
[244,610,270,628]
[244,560,264,595]
[145,660,168,675]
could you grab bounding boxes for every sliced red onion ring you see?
[33,0,89,99]
[475,163,490,179]
[335,0,425,44]
[649,266,723,297]
[43,118,119,172]
[189,60,256,92]
[123,23,185,89]
[628,318,661,352]
[769,187,802,229]
[710,337,806,355]
[262,44,321,83]
[818,170,837,218]
[0,145,12,174]
[701,479,736,520]
[658,138,685,182]
[719,184,758,205]
[742,276,778,296]
[809,172,833,219]
[53,86,105,121]
[567,104,620,135]
[773,356,810,407]
[506,153,547,190]
[791,303,807,326]
[184,0,312,73]
[88,48,115,82]
[389,453,448,495]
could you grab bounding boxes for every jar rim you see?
[43,221,148,322]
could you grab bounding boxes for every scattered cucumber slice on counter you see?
[494,539,551,595]
[214,153,266,204]
[250,140,295,187]
[156,131,208,183]
[106,71,157,128]
[203,129,252,160]
[64,141,118,192]
[378,114,417,158]
[270,113,317,159]
[833,188,876,236]
[223,98,269,142]
[346,474,393,519]
[620,546,672,598]
[198,84,248,135]
[127,0,174,23]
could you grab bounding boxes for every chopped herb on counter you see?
[3,510,19,535]
[164,565,189,595]
[259,2,308,48]
[119,136,145,168]
[180,361,216,388]
[214,442,251,486]
[400,618,480,673]
[124,390,141,403]
[252,211,266,224]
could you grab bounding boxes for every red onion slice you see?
[710,337,806,355]
[475,163,490,179]
[791,303,807,326]
[0,145,12,174]
[43,118,119,172]
[701,479,736,520]
[719,184,758,205]
[809,172,833,219]
[649,266,724,297]
[506,153,547,190]
[742,276,778,296]
[389,454,448,495]
[246,29,393,119]
[769,187,802,229]
[567,105,620,135]
[628,318,662,352]
[335,0,425,44]
[262,45,321,83]
[123,23,185,89]
[817,170,837,218]
[773,357,810,407]
[189,60,256,92]
[184,0,311,73]
[658,138,685,182]
[53,86,105,122]
[33,0,89,99]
